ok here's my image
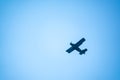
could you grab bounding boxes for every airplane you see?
[66,38,87,55]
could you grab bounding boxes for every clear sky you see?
[0,0,120,80]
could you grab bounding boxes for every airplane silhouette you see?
[66,38,87,55]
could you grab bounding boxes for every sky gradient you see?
[0,0,120,80]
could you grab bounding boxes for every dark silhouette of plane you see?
[66,38,87,55]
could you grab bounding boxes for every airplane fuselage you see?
[70,43,81,51]
[70,43,77,48]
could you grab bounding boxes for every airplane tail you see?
[79,49,87,55]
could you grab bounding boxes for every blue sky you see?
[0,0,120,80]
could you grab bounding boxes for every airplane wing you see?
[66,47,74,53]
[76,38,85,47]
